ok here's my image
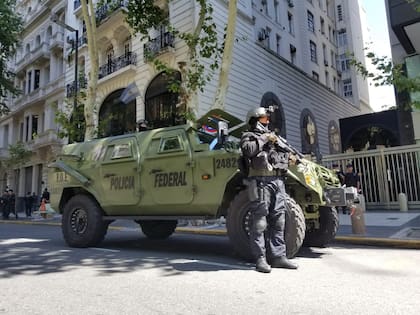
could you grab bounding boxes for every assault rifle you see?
[271,133,305,161]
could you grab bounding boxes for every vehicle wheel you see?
[303,206,339,247]
[138,220,178,240]
[62,195,108,248]
[226,190,306,260]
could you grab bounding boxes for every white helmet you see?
[246,107,269,124]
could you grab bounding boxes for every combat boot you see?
[271,256,298,269]
[255,257,271,273]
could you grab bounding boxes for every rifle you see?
[272,134,305,161]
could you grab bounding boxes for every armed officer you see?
[240,107,298,273]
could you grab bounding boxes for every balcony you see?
[24,3,48,28]
[15,43,50,74]
[50,31,64,52]
[44,75,65,97]
[66,77,87,98]
[31,129,62,150]
[143,32,175,61]
[96,0,128,25]
[98,52,137,80]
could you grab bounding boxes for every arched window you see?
[328,120,341,154]
[260,92,286,137]
[99,88,137,137]
[145,71,184,128]
[106,45,114,74]
[300,109,320,160]
[46,26,52,44]
[35,35,41,47]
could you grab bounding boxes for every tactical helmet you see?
[246,107,269,124]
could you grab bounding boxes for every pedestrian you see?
[1,189,9,219]
[240,107,298,273]
[8,189,17,219]
[31,192,38,214]
[343,163,361,214]
[25,192,33,218]
[332,162,345,185]
[42,188,50,203]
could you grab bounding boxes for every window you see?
[338,29,347,47]
[31,115,38,139]
[312,71,319,81]
[288,12,294,35]
[320,17,325,34]
[34,70,40,90]
[337,5,343,21]
[160,136,182,152]
[340,54,350,71]
[276,34,281,55]
[27,71,32,93]
[274,0,279,23]
[110,144,132,159]
[333,77,337,92]
[310,41,317,63]
[343,79,352,97]
[307,11,315,32]
[290,44,296,64]
[330,50,335,68]
[261,0,268,15]
[325,71,329,87]
[3,125,9,147]
[322,44,327,65]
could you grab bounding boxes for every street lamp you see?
[51,15,79,111]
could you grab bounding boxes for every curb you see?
[2,219,420,249]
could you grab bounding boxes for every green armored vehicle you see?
[48,110,356,259]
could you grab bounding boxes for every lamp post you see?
[51,16,79,111]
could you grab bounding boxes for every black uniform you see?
[240,121,290,260]
[1,191,9,219]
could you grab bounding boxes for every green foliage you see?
[0,0,23,114]
[350,48,420,110]
[2,142,32,169]
[55,101,86,143]
[125,0,223,116]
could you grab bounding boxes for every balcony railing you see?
[144,32,175,60]
[98,52,137,79]
[66,77,87,98]
[96,0,128,25]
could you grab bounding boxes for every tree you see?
[351,1,420,111]
[0,0,22,115]
[80,0,100,141]
[125,0,238,119]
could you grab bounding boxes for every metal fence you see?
[322,144,420,210]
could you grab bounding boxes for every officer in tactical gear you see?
[240,107,298,273]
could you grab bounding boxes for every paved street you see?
[1,222,419,315]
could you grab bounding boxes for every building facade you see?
[1,0,368,197]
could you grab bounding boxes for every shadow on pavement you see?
[0,232,253,279]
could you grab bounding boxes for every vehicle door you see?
[140,129,194,206]
[99,136,140,206]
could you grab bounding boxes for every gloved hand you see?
[289,154,298,165]
[264,133,278,143]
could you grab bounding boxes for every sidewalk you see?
[1,210,420,249]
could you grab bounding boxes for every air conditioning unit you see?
[258,29,267,41]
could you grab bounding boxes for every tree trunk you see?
[211,0,237,110]
[81,0,99,141]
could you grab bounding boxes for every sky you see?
[360,0,397,111]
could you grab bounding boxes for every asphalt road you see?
[1,223,419,315]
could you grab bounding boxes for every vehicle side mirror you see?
[217,121,229,145]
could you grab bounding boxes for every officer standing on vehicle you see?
[240,107,298,273]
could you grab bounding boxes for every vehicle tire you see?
[226,190,306,260]
[303,206,339,247]
[138,220,178,240]
[62,195,108,248]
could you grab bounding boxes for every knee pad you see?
[254,216,267,234]
[274,213,285,230]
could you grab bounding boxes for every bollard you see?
[350,197,366,235]
[398,193,408,212]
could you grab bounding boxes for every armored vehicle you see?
[48,110,356,259]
